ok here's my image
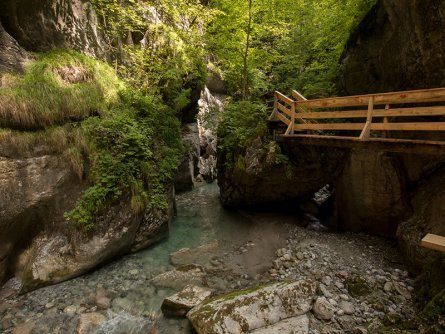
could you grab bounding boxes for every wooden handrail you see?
[269,87,445,141]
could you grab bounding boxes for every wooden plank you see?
[275,91,294,106]
[277,102,293,117]
[293,122,445,131]
[297,87,445,109]
[360,97,374,139]
[293,123,365,130]
[276,111,290,125]
[297,106,445,119]
[292,90,307,101]
[421,233,445,252]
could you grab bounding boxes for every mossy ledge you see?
[0,50,182,230]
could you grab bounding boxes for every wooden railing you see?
[270,87,445,140]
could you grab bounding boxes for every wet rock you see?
[95,313,155,334]
[95,286,111,310]
[63,305,77,315]
[313,297,335,320]
[249,315,309,334]
[161,285,212,317]
[76,312,107,334]
[187,280,316,333]
[170,240,219,266]
[151,266,205,290]
[12,320,35,334]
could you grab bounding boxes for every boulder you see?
[187,280,316,334]
[0,150,173,289]
[313,297,335,321]
[161,285,212,317]
[170,240,219,266]
[340,0,445,95]
[249,315,309,334]
[218,138,345,208]
[151,265,206,290]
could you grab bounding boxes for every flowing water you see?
[2,182,290,333]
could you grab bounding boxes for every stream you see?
[0,182,291,333]
[0,182,417,334]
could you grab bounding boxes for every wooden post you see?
[285,101,296,135]
[268,92,278,121]
[383,104,390,138]
[359,96,374,139]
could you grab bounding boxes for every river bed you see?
[0,182,417,333]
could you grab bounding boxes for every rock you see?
[352,326,368,334]
[187,280,316,333]
[249,315,309,334]
[313,297,335,320]
[174,123,200,192]
[95,286,111,310]
[335,150,412,237]
[318,283,333,298]
[95,313,155,334]
[393,282,412,299]
[218,137,345,208]
[63,305,77,315]
[340,0,445,95]
[346,275,371,298]
[161,285,212,317]
[383,281,393,292]
[12,320,35,334]
[0,0,107,58]
[0,22,28,78]
[338,300,355,315]
[170,240,219,266]
[151,265,205,290]
[76,312,107,334]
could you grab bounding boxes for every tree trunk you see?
[241,0,252,100]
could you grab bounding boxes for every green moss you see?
[0,50,122,130]
[1,50,182,230]
[421,289,445,325]
[345,275,372,298]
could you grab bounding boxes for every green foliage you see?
[207,0,376,99]
[65,88,182,230]
[217,100,268,163]
[0,50,182,230]
[91,0,210,112]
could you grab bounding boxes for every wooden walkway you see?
[269,87,445,251]
[269,87,445,155]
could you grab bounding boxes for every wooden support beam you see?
[421,233,445,252]
[276,112,290,125]
[359,97,374,139]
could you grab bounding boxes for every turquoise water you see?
[5,182,256,333]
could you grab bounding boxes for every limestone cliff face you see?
[0,0,107,58]
[340,0,445,94]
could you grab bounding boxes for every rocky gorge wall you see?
[339,0,445,94]
[0,0,188,292]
